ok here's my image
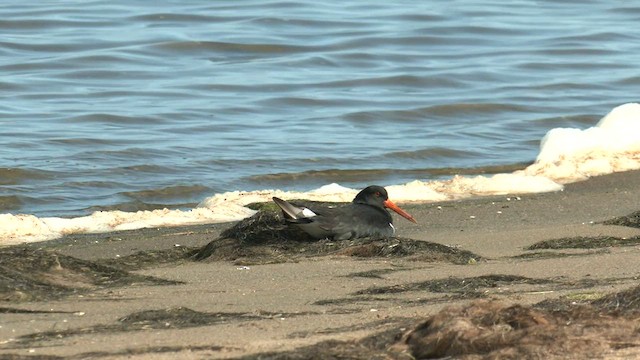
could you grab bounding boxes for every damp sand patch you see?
[313,274,632,309]
[6,345,228,360]
[0,247,179,302]
[515,235,640,262]
[343,268,399,279]
[355,274,552,297]
[512,249,609,261]
[8,306,330,350]
[526,235,640,250]
[192,210,480,265]
[313,274,554,308]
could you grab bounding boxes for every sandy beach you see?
[2,169,640,359]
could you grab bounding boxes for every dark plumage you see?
[272,185,416,240]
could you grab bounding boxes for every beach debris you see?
[192,208,481,265]
[527,235,640,250]
[270,283,640,359]
[353,274,549,298]
[0,247,179,302]
[397,298,640,359]
[601,210,640,228]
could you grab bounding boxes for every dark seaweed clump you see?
[192,209,480,265]
[527,235,640,250]
[0,246,178,302]
[602,210,640,228]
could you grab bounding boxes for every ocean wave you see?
[146,40,314,55]
[0,167,53,185]
[245,162,529,185]
[0,195,22,212]
[343,103,531,124]
[2,103,639,246]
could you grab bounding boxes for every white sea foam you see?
[2,103,639,246]
[523,102,640,182]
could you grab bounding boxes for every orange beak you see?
[383,199,417,223]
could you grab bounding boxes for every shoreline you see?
[2,169,640,358]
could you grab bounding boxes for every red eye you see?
[375,192,381,197]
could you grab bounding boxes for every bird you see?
[272,185,416,240]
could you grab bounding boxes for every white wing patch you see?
[389,223,396,234]
[301,208,317,218]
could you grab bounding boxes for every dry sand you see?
[2,170,640,359]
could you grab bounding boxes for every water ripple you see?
[1,1,639,216]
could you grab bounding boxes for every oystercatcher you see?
[272,185,416,240]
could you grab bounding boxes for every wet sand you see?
[2,170,640,359]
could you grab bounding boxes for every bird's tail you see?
[272,197,303,220]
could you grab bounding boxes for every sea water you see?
[1,1,640,244]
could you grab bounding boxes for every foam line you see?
[2,103,639,245]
